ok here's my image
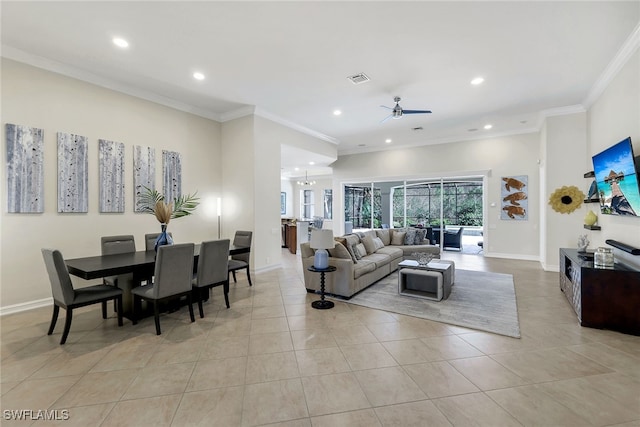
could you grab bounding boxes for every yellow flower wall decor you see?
[549,186,585,214]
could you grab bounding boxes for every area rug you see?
[337,269,520,338]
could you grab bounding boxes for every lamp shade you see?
[310,229,333,270]
[310,229,334,250]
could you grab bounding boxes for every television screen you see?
[591,137,640,216]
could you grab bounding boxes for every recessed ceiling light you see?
[484,124,493,130]
[309,161,315,165]
[294,167,299,171]
[471,77,484,85]
[112,37,129,48]
[385,139,392,144]
[193,72,205,81]
[333,110,342,116]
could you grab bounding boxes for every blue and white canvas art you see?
[6,123,44,213]
[134,145,156,212]
[58,132,88,213]
[163,150,182,202]
[99,139,125,213]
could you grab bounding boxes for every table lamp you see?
[310,229,333,270]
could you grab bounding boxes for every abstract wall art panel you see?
[5,123,44,213]
[501,175,528,220]
[57,132,88,213]
[99,139,125,213]
[134,145,155,212]
[162,150,182,202]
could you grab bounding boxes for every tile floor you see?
[1,250,639,426]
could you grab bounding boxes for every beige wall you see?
[1,59,222,311]
[331,133,541,259]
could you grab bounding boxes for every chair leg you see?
[187,293,195,323]
[153,301,161,335]
[116,296,123,327]
[246,267,253,287]
[232,270,237,283]
[132,295,140,325]
[223,281,230,309]
[47,304,60,335]
[197,288,205,319]
[60,308,73,345]
[101,301,107,319]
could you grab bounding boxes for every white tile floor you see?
[1,249,639,426]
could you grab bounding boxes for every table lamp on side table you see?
[310,229,333,269]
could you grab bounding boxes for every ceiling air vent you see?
[347,73,370,85]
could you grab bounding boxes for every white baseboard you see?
[0,297,52,316]
[484,252,540,262]
[254,263,282,274]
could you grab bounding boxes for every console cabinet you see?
[559,248,640,335]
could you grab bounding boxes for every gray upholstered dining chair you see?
[41,248,123,344]
[228,230,253,286]
[145,232,173,251]
[131,243,195,335]
[193,239,230,317]
[101,235,136,311]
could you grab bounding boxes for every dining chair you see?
[144,232,173,251]
[131,243,195,335]
[101,235,136,312]
[193,239,230,317]
[41,248,123,344]
[228,230,253,286]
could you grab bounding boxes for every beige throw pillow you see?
[328,242,352,259]
[391,231,406,245]
[373,237,385,251]
[376,229,391,245]
[355,243,367,258]
[361,234,377,255]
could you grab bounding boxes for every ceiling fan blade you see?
[380,114,394,123]
[380,105,393,110]
[403,110,432,114]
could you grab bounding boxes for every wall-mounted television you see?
[591,137,640,216]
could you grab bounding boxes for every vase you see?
[584,210,598,226]
[155,223,174,252]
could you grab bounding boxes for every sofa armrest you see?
[302,256,355,295]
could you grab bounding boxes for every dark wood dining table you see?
[65,244,250,319]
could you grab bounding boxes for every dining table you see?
[65,244,250,319]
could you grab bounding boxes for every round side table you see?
[307,265,336,309]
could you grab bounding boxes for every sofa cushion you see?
[353,259,376,279]
[376,229,391,246]
[391,231,406,245]
[328,242,352,259]
[363,253,392,269]
[361,234,377,255]
[375,246,404,260]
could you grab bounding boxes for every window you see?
[301,189,314,219]
[323,189,333,219]
[344,185,381,228]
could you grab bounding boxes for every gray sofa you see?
[301,228,440,299]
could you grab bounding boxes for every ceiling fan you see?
[381,96,432,123]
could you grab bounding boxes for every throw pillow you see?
[328,242,351,259]
[414,228,427,245]
[373,236,385,251]
[376,229,391,246]
[351,243,362,260]
[361,234,377,255]
[404,228,418,245]
[355,243,367,258]
[391,231,406,245]
[336,236,358,263]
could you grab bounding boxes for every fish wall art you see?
[501,176,528,220]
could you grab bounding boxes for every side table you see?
[307,265,336,309]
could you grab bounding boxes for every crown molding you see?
[254,107,340,145]
[1,45,224,122]
[583,21,640,108]
[218,106,256,122]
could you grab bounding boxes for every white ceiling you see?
[2,1,639,179]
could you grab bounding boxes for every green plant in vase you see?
[137,186,200,250]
